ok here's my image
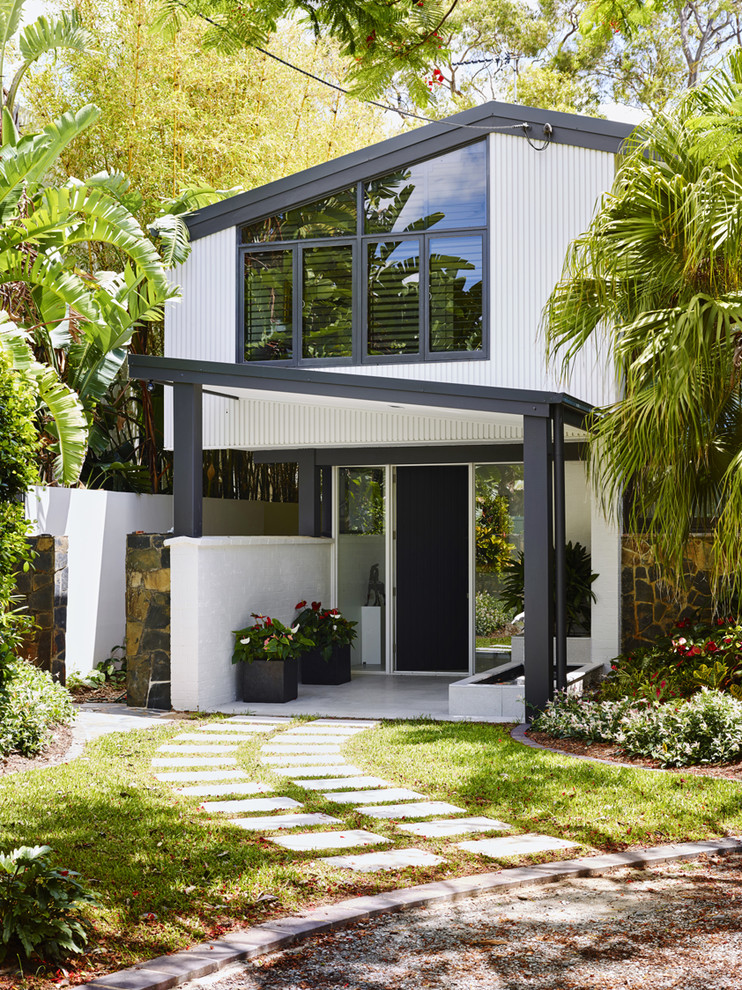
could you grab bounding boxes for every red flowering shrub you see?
[601,617,742,702]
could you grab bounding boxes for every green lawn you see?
[2,716,741,986]
[475,635,512,649]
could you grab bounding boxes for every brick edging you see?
[77,836,742,990]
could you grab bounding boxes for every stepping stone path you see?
[149,715,589,874]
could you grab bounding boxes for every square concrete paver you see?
[398,816,512,838]
[153,770,248,783]
[260,754,347,765]
[174,733,252,742]
[277,734,356,743]
[356,801,467,820]
[312,720,378,728]
[322,848,445,872]
[272,765,363,777]
[272,830,391,852]
[198,723,271,733]
[200,797,302,814]
[230,718,290,724]
[285,726,366,735]
[157,744,238,753]
[455,833,582,858]
[260,744,342,754]
[293,776,391,790]
[322,788,425,804]
[151,757,237,767]
[176,783,273,797]
[231,813,341,831]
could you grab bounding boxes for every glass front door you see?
[336,467,387,670]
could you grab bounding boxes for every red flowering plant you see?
[232,613,314,664]
[600,616,742,702]
[293,601,357,662]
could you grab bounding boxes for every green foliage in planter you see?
[0,353,40,676]
[294,600,357,661]
[232,613,314,664]
[533,689,742,767]
[474,591,512,637]
[0,845,97,962]
[475,481,514,574]
[601,616,742,702]
[500,541,597,634]
[0,659,75,758]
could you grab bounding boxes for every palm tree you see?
[545,51,742,598]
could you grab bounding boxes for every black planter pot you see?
[239,658,298,702]
[300,644,351,685]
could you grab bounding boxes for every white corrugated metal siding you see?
[164,133,618,449]
[165,228,236,363]
[336,134,617,407]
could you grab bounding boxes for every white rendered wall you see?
[168,536,332,709]
[590,494,622,667]
[25,487,297,675]
[565,460,591,549]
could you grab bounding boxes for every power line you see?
[169,1,552,145]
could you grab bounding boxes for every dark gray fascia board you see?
[254,443,586,465]
[186,101,634,241]
[128,354,591,423]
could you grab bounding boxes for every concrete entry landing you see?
[210,671,467,720]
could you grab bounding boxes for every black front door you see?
[395,465,469,672]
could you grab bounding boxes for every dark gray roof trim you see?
[187,100,634,241]
[128,354,593,426]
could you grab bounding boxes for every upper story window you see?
[240,141,487,366]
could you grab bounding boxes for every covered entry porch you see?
[128,355,619,718]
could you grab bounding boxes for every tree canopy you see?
[25,0,390,226]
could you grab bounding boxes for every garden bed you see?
[525,729,742,781]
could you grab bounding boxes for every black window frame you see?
[236,140,489,368]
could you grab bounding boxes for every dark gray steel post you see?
[319,465,333,537]
[297,451,319,536]
[173,383,203,537]
[523,414,554,717]
[553,405,567,692]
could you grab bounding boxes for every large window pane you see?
[244,250,293,361]
[241,187,357,242]
[429,235,483,352]
[367,240,420,356]
[302,245,353,358]
[364,142,486,234]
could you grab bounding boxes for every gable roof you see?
[186,100,634,241]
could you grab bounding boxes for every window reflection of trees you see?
[244,251,293,361]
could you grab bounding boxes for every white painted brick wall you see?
[168,536,332,709]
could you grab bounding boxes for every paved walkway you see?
[150,715,581,871]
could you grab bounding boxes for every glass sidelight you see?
[336,468,387,670]
[474,463,524,670]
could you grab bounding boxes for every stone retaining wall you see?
[125,534,171,709]
[621,535,714,653]
[14,534,68,683]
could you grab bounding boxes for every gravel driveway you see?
[180,851,742,990]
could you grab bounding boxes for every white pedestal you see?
[361,606,385,667]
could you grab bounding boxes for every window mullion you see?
[421,232,429,361]
[294,245,301,366]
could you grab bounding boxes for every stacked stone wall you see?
[14,535,68,683]
[621,535,714,654]
[126,534,171,709]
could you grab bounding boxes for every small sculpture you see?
[365,563,385,606]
